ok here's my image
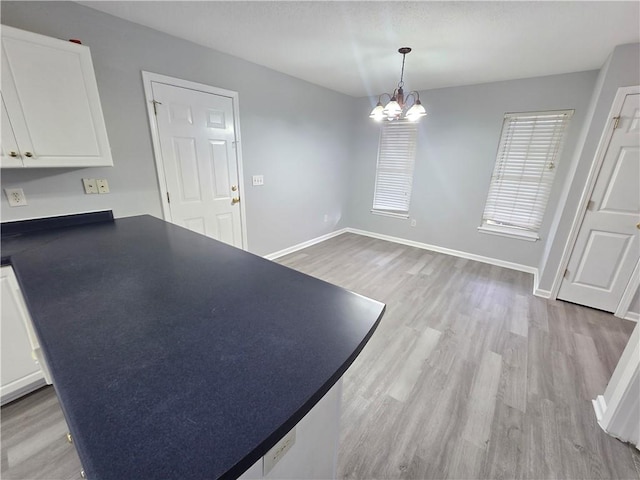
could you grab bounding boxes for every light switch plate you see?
[252,175,264,186]
[82,178,98,194]
[4,188,27,207]
[96,179,110,194]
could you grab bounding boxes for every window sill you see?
[477,225,539,242]
[370,210,409,219]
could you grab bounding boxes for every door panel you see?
[0,95,23,167]
[151,82,243,248]
[559,93,640,312]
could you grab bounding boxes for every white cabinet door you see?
[0,266,45,405]
[1,25,112,168]
[0,94,23,167]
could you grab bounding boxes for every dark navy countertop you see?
[2,213,384,479]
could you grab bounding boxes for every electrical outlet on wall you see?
[96,179,110,194]
[82,178,98,194]
[263,427,296,475]
[411,219,417,227]
[4,188,27,207]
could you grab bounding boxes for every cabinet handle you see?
[24,152,34,158]
[8,151,19,157]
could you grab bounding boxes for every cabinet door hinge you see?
[166,191,171,204]
[613,116,621,129]
[152,99,162,116]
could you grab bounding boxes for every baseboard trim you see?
[265,227,543,293]
[533,287,552,299]
[624,311,639,323]
[592,395,607,422]
[345,228,539,280]
[264,228,348,260]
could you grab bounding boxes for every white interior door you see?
[150,81,244,248]
[558,93,640,312]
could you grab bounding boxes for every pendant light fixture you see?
[369,47,427,122]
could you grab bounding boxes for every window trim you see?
[479,109,574,240]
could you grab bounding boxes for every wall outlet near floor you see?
[4,188,27,207]
[324,214,329,223]
[96,179,110,194]
[411,219,417,227]
[263,427,296,475]
[252,175,264,186]
[82,178,98,194]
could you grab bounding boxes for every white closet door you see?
[558,93,640,312]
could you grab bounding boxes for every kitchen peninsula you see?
[1,212,384,479]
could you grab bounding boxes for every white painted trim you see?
[593,324,640,447]
[592,395,607,422]
[533,288,552,299]
[624,312,639,323]
[615,259,640,320]
[141,71,249,251]
[551,86,640,300]
[264,229,348,260]
[370,210,409,219]
[477,225,539,242]
[345,227,539,283]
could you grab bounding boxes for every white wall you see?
[0,1,354,256]
[346,71,597,268]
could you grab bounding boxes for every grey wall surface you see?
[346,71,598,268]
[0,1,354,256]
[538,43,640,291]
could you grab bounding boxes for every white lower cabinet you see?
[1,265,49,405]
[239,379,342,480]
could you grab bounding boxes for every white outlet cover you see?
[82,178,98,194]
[96,179,110,194]
[263,427,296,475]
[4,188,27,207]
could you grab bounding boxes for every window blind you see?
[372,121,418,215]
[481,110,573,233]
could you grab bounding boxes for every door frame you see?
[141,71,248,250]
[551,85,640,319]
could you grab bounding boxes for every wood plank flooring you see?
[2,232,639,479]
[277,233,639,480]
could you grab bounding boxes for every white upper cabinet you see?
[1,25,113,168]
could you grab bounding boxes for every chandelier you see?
[369,47,427,122]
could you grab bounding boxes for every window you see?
[372,121,418,217]
[479,110,573,241]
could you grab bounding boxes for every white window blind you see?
[372,121,418,216]
[481,110,573,236]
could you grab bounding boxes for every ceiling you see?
[78,1,640,97]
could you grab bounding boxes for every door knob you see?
[231,197,240,205]
[24,152,33,158]
[637,222,640,230]
[8,151,18,157]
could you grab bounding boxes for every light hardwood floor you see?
[2,233,639,479]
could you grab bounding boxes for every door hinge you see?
[152,99,162,116]
[587,200,595,211]
[166,191,171,204]
[613,116,621,129]
[564,268,569,278]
